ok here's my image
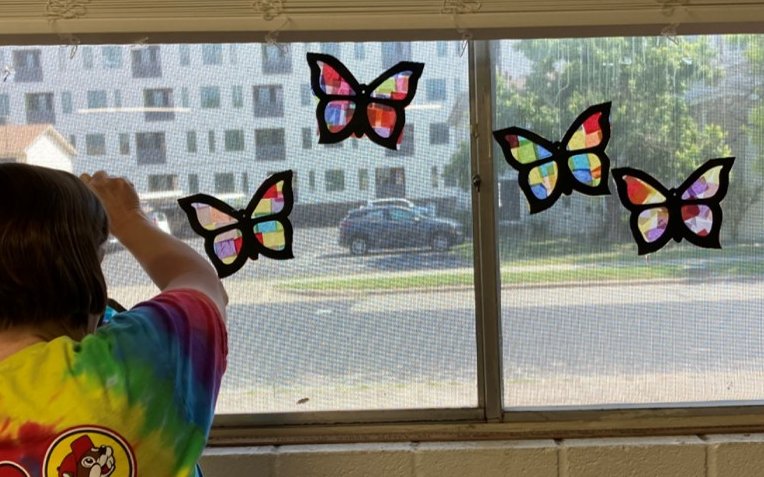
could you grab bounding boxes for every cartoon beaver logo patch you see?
[42,427,135,477]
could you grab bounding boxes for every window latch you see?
[472,174,482,192]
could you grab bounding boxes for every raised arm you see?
[81,171,228,318]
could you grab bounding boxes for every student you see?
[0,165,228,477]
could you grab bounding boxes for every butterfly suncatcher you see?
[306,52,424,150]
[493,102,612,214]
[611,158,735,255]
[178,170,294,278]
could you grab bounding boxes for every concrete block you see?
[415,440,558,477]
[275,443,415,477]
[706,433,764,477]
[562,436,706,477]
[201,446,276,477]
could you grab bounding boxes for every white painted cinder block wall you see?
[200,434,764,476]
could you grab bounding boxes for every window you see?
[355,43,366,60]
[229,44,238,65]
[358,168,369,191]
[24,93,55,124]
[208,130,216,153]
[262,44,292,74]
[114,90,122,108]
[300,83,312,107]
[87,90,107,109]
[188,174,199,194]
[437,41,448,57]
[13,49,42,82]
[131,46,162,78]
[232,85,243,108]
[385,124,414,157]
[429,122,450,144]
[431,165,439,188]
[301,127,312,149]
[143,88,174,121]
[0,94,8,116]
[375,166,406,198]
[241,172,249,193]
[200,86,221,108]
[426,78,447,101]
[179,44,190,66]
[254,128,285,161]
[181,87,189,108]
[118,133,130,155]
[102,46,122,69]
[224,129,245,151]
[147,174,178,192]
[186,130,197,153]
[202,44,223,65]
[85,134,106,156]
[252,85,284,117]
[82,47,93,69]
[381,42,412,68]
[321,43,340,57]
[308,170,315,190]
[214,173,236,193]
[325,169,345,192]
[135,132,166,165]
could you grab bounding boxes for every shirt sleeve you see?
[96,289,228,431]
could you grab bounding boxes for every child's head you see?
[0,164,109,336]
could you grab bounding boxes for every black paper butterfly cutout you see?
[493,102,612,214]
[612,157,735,255]
[306,52,424,150]
[178,170,294,278]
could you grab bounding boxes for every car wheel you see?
[430,233,451,252]
[350,237,369,255]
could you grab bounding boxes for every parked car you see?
[105,210,173,252]
[339,205,464,255]
[364,198,435,217]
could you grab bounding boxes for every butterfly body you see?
[178,170,294,278]
[307,52,424,150]
[493,102,613,214]
[612,157,735,255]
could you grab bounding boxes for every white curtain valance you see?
[1,0,763,44]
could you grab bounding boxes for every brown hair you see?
[0,163,109,333]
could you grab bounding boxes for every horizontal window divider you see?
[209,404,764,447]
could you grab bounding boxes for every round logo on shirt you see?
[42,426,136,477]
[0,462,31,477]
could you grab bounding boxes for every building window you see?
[131,46,162,78]
[113,133,129,155]
[431,166,439,188]
[300,83,313,107]
[437,41,448,57]
[25,93,55,124]
[355,43,366,60]
[147,174,178,192]
[143,88,174,121]
[301,127,312,149]
[87,90,107,109]
[188,174,199,194]
[358,169,369,191]
[229,44,238,65]
[241,172,249,194]
[202,44,223,65]
[85,134,106,156]
[321,43,340,57]
[225,129,245,152]
[60,92,72,114]
[255,128,286,161]
[201,86,221,108]
[386,124,415,157]
[262,44,292,74]
[135,132,166,165]
[325,169,345,192]
[102,46,122,69]
[57,47,67,72]
[426,78,447,102]
[208,130,216,153]
[181,87,189,108]
[0,94,9,116]
[114,90,122,108]
[308,170,315,191]
[381,42,412,69]
[214,173,236,193]
[252,85,284,117]
[232,85,243,108]
[429,122,450,144]
[13,49,42,82]
[82,47,94,70]
[186,131,197,153]
[375,166,406,198]
[179,45,191,66]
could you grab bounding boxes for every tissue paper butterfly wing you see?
[243,170,295,261]
[308,53,363,145]
[612,168,673,255]
[363,61,424,149]
[675,157,735,250]
[177,194,250,278]
[559,101,611,195]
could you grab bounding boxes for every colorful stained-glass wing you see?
[637,207,671,244]
[568,153,603,188]
[678,159,730,201]
[621,176,668,206]
[367,102,398,140]
[504,133,555,165]
[527,161,559,200]
[681,204,713,237]
[324,100,357,134]
[245,170,294,259]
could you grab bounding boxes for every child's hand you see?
[80,171,145,237]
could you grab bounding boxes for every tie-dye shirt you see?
[0,288,227,477]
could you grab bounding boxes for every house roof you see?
[0,124,77,157]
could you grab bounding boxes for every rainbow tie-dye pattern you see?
[0,290,226,477]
